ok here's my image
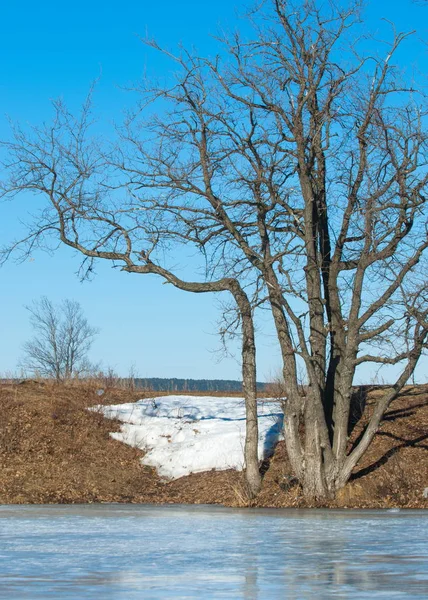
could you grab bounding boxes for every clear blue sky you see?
[0,0,427,382]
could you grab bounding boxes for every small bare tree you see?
[2,0,428,499]
[22,297,98,381]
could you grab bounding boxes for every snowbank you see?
[98,396,283,479]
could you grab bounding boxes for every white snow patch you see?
[97,396,283,480]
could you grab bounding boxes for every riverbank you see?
[0,381,427,508]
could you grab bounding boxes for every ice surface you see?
[1,505,427,599]
[97,395,283,478]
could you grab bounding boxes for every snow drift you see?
[98,396,283,479]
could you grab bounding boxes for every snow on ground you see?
[98,396,284,479]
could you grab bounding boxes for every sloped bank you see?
[0,381,427,508]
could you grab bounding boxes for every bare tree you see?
[22,297,98,381]
[2,0,428,499]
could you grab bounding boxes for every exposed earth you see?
[1,380,427,508]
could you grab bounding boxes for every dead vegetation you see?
[0,380,427,508]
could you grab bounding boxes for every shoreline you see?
[1,502,427,513]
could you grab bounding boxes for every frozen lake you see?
[0,504,427,599]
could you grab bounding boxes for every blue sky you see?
[0,0,427,382]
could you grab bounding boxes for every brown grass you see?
[0,380,427,507]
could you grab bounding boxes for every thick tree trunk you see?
[302,462,332,500]
[300,392,333,499]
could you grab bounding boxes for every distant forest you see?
[132,378,268,392]
[1,376,268,393]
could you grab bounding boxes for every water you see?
[0,505,427,599]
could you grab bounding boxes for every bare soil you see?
[0,381,427,508]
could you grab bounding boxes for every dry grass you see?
[0,380,427,507]
[0,380,154,504]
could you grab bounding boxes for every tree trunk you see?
[233,284,262,498]
[243,382,261,498]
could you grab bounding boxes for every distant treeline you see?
[0,376,268,393]
[133,378,267,392]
